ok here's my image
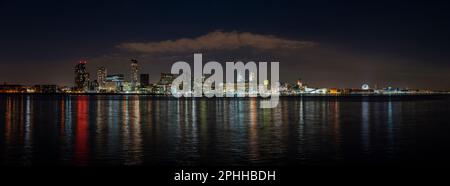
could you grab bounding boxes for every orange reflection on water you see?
[4,96,13,150]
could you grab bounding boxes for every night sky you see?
[1,0,450,90]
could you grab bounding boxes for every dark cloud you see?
[117,31,316,53]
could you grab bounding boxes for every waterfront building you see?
[140,74,150,87]
[296,79,303,88]
[156,73,177,94]
[105,74,125,92]
[329,88,341,94]
[122,82,133,93]
[34,85,59,93]
[60,86,72,93]
[89,80,99,93]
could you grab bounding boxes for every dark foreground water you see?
[1,94,450,167]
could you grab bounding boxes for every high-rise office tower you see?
[97,67,107,89]
[140,74,150,87]
[74,61,90,91]
[130,59,139,91]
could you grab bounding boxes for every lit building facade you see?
[34,85,59,93]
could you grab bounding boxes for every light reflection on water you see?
[1,94,450,166]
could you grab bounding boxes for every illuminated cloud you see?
[117,31,316,53]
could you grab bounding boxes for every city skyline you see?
[0,56,449,92]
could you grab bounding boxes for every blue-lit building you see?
[105,74,125,92]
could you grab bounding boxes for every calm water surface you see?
[1,95,450,166]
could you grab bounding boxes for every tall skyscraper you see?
[97,67,107,89]
[140,74,150,87]
[105,74,125,92]
[74,61,90,91]
[130,59,139,91]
